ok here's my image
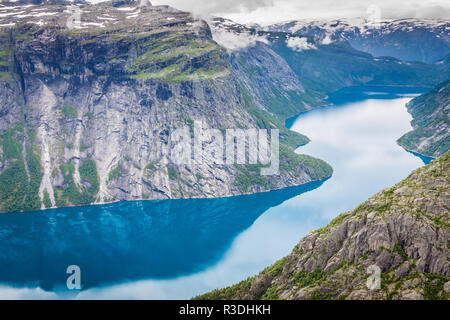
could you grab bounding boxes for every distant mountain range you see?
[211,17,450,122]
[266,18,450,63]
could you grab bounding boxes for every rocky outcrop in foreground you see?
[197,153,450,300]
[398,80,450,159]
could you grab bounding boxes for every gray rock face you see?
[0,1,332,212]
[197,153,450,300]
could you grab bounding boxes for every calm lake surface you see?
[0,87,432,299]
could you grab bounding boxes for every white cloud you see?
[144,0,450,25]
[321,34,333,45]
[0,286,58,300]
[212,29,269,51]
[286,36,316,51]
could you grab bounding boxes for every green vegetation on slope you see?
[398,79,450,158]
[279,144,332,180]
[0,156,28,212]
[55,159,100,207]
[23,144,43,212]
[127,33,231,82]
[239,85,309,149]
[108,161,123,182]
[61,105,78,119]
[233,164,269,193]
[232,85,332,193]
[233,52,324,121]
[0,125,43,212]
[0,31,13,68]
[167,166,179,181]
[43,190,52,209]
[265,88,322,121]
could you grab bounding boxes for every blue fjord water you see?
[0,87,432,299]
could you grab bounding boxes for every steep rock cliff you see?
[0,1,332,212]
[198,153,450,300]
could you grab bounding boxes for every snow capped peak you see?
[269,17,449,35]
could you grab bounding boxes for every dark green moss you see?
[0,160,28,212]
[395,242,409,261]
[108,161,123,181]
[79,159,100,197]
[233,164,269,193]
[58,159,99,206]
[1,126,23,160]
[43,190,52,209]
[167,166,179,180]
[23,144,43,212]
[61,105,78,119]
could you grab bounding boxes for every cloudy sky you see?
[145,0,450,25]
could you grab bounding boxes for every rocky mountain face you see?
[0,1,332,212]
[398,80,450,159]
[198,153,450,300]
[210,17,324,122]
[268,18,450,63]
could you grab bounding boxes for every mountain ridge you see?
[265,17,450,63]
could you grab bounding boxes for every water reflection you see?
[0,180,325,291]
